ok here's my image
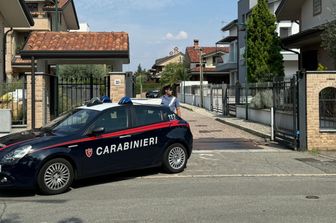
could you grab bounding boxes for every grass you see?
[309,148,320,156]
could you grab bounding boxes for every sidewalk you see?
[181,103,271,139]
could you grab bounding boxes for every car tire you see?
[37,158,74,195]
[162,143,188,173]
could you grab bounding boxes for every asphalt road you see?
[0,174,336,223]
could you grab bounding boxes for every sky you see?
[75,0,238,72]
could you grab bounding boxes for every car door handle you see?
[119,135,131,139]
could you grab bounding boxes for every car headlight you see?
[1,145,32,164]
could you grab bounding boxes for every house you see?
[185,40,229,84]
[5,0,79,81]
[237,0,299,83]
[150,48,184,81]
[276,0,335,70]
[216,19,238,85]
[0,0,34,83]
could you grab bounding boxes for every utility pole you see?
[199,48,204,108]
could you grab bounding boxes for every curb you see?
[215,118,271,139]
[181,105,193,112]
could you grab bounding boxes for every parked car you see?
[0,97,192,195]
[146,89,161,98]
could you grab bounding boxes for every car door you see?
[78,106,132,176]
[130,105,170,167]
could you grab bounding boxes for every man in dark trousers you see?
[161,85,181,117]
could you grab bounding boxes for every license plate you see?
[0,165,2,173]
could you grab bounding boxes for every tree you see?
[246,0,284,82]
[321,20,336,62]
[59,64,106,79]
[160,63,190,86]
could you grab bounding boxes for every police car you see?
[0,97,192,195]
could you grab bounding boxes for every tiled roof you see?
[186,47,228,63]
[155,52,184,65]
[23,31,129,52]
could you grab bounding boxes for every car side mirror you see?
[90,127,105,136]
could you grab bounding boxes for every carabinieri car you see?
[0,97,192,195]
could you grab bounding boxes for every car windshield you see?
[44,109,99,134]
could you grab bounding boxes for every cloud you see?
[164,31,188,40]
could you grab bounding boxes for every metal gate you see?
[225,84,237,116]
[211,84,224,114]
[273,76,299,149]
[57,75,109,115]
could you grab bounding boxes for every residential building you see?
[237,0,299,83]
[276,0,336,70]
[70,22,90,32]
[5,0,79,81]
[150,48,184,82]
[185,40,229,84]
[216,19,238,85]
[0,0,34,83]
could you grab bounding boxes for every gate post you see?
[26,72,51,129]
[108,72,126,103]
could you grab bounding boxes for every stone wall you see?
[306,71,336,150]
[109,73,126,103]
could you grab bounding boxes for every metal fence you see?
[177,82,274,116]
[0,78,27,125]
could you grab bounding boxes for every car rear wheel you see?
[163,143,187,173]
[37,158,74,195]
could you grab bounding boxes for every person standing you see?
[161,85,181,117]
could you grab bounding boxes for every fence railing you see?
[0,79,27,125]
[177,82,274,115]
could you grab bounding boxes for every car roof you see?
[78,99,163,111]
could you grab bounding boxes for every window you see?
[50,109,99,134]
[91,107,128,133]
[313,0,322,16]
[279,27,291,38]
[319,87,336,130]
[134,106,167,126]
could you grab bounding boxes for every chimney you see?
[193,39,200,49]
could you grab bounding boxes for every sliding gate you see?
[273,76,299,149]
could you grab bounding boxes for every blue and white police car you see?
[0,97,193,195]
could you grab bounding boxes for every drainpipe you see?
[3,27,13,82]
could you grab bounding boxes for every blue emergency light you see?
[118,96,133,105]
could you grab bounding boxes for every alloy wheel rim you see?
[44,163,70,191]
[168,147,186,170]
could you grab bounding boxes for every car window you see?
[90,106,128,133]
[134,106,168,126]
[52,109,99,133]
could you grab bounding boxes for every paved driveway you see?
[181,108,267,150]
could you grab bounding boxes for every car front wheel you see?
[163,143,187,173]
[37,158,74,195]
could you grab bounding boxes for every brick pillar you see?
[26,73,51,129]
[108,72,126,103]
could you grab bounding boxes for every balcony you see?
[216,54,237,72]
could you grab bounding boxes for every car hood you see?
[0,129,76,152]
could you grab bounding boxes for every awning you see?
[281,28,323,48]
[216,36,237,44]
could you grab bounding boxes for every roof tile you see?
[23,31,129,52]
[186,46,228,63]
